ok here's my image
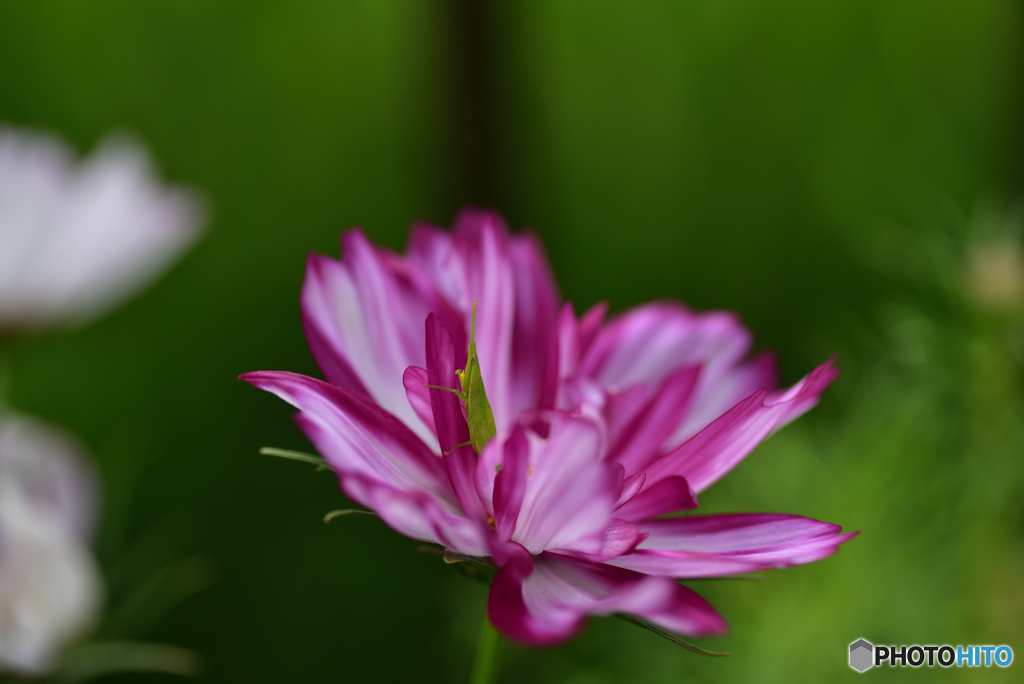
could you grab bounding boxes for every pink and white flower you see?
[243,210,856,646]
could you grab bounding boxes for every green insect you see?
[428,301,497,455]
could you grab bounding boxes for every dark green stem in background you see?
[451,0,499,207]
[0,346,11,412]
[468,617,502,684]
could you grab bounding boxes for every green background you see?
[1,1,1022,681]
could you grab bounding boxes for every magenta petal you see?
[576,301,608,356]
[488,548,727,646]
[512,415,619,555]
[615,476,698,521]
[424,315,469,453]
[603,549,766,577]
[424,314,487,522]
[644,358,839,493]
[607,512,856,577]
[493,426,529,541]
[602,384,650,445]
[444,446,485,526]
[539,302,578,413]
[563,518,643,561]
[625,578,729,639]
[615,471,647,508]
[607,365,701,473]
[670,351,778,447]
[610,462,625,497]
[402,366,436,442]
[301,266,370,397]
[406,223,457,300]
[509,231,560,418]
[300,230,463,444]
[579,302,753,392]
[241,370,454,505]
[473,433,502,520]
[342,473,486,556]
[449,211,516,427]
[765,355,840,430]
[638,513,858,566]
[488,543,582,646]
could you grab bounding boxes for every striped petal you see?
[241,370,455,508]
[301,229,464,447]
[644,359,839,493]
[607,513,857,577]
[488,545,727,646]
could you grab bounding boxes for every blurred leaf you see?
[101,554,217,640]
[58,641,202,682]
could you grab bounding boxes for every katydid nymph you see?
[427,301,497,455]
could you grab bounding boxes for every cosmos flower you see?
[0,125,203,331]
[0,411,102,675]
[243,210,856,646]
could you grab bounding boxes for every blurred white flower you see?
[0,412,102,676]
[0,125,204,330]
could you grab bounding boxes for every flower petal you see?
[413,214,561,428]
[488,543,577,646]
[511,415,619,555]
[402,366,435,438]
[0,130,203,329]
[341,473,486,556]
[615,471,647,509]
[0,483,102,674]
[447,211,516,427]
[606,513,857,577]
[602,384,649,444]
[493,425,529,542]
[606,365,701,473]
[240,370,455,508]
[602,549,765,577]
[644,358,839,493]
[406,223,458,301]
[669,351,777,447]
[424,314,488,523]
[639,513,857,564]
[578,302,782,459]
[614,476,698,521]
[508,231,560,417]
[579,302,753,394]
[539,302,582,414]
[0,413,98,539]
[301,278,371,396]
[583,519,644,561]
[301,229,464,446]
[488,546,727,646]
[577,301,609,355]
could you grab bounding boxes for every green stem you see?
[0,348,11,413]
[468,617,502,684]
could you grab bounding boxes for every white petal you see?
[0,126,203,328]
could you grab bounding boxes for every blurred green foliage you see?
[0,0,1021,682]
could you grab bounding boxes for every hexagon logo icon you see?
[849,639,874,672]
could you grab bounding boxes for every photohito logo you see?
[849,639,1013,672]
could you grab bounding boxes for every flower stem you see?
[0,349,11,412]
[469,617,502,684]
